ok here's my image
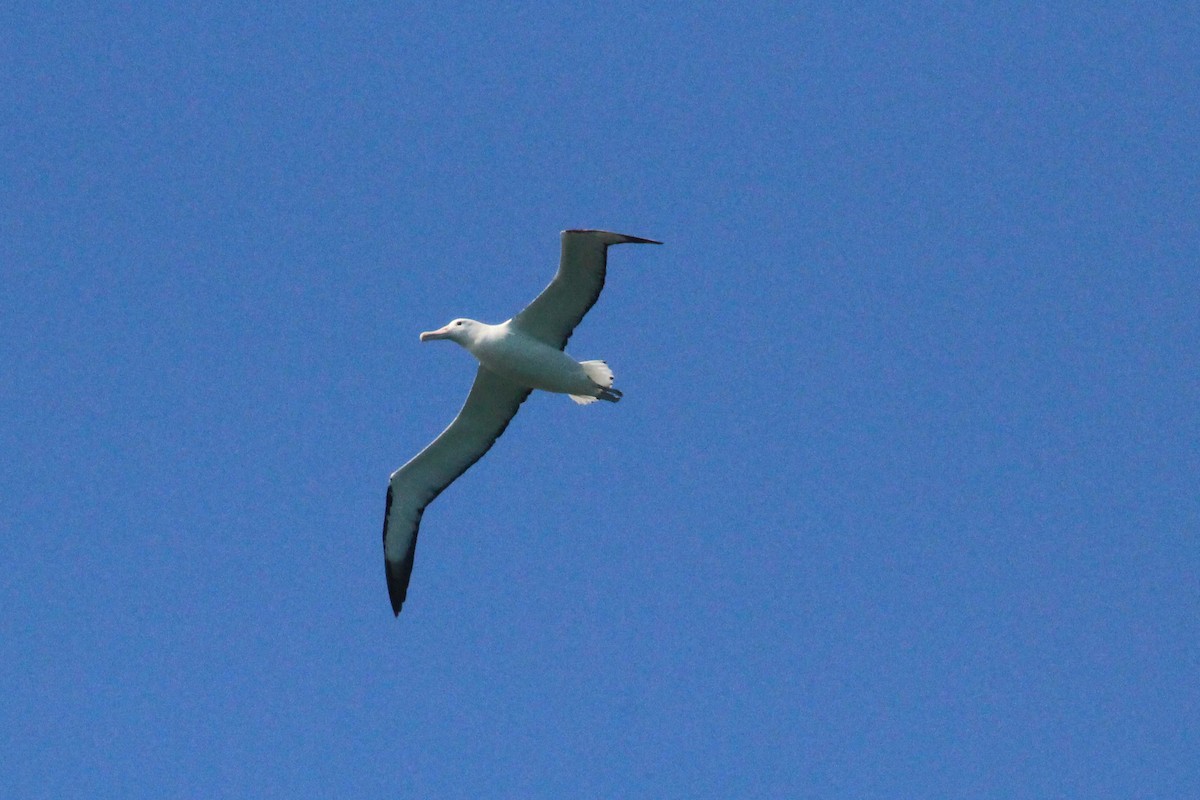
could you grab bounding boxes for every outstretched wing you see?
[510,229,661,350]
[382,366,531,615]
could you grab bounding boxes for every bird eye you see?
[456,321,464,326]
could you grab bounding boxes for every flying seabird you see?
[382,229,661,615]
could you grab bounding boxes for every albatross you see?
[382,229,661,615]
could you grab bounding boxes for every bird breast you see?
[470,328,593,395]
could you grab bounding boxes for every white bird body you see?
[421,319,613,402]
[381,229,661,615]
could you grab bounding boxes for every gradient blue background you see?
[3,3,1197,797]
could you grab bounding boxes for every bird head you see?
[419,318,477,344]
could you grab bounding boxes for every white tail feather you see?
[580,360,614,387]
[570,360,622,404]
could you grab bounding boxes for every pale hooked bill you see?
[382,229,661,615]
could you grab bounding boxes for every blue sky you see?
[3,3,1197,797]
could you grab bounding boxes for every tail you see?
[570,360,623,404]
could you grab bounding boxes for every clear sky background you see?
[3,3,1197,798]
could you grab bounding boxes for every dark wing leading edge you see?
[382,366,531,615]
[510,229,662,350]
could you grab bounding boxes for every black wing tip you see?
[382,484,417,617]
[385,552,415,616]
[386,562,407,616]
[562,229,662,245]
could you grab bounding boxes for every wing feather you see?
[382,366,530,615]
[510,229,661,350]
